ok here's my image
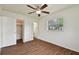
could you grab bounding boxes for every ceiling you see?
[0,4,74,18]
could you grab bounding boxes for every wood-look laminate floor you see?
[1,38,79,55]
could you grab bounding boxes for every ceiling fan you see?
[27,4,50,17]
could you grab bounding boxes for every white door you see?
[2,16,16,47]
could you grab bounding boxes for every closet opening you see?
[16,19,24,44]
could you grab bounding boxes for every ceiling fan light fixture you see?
[36,10,41,14]
[27,4,49,17]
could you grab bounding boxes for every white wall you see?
[0,17,1,48]
[0,7,2,12]
[23,17,33,42]
[37,5,79,52]
[0,17,1,54]
[0,17,2,48]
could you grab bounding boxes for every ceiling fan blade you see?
[28,11,36,14]
[27,5,36,10]
[40,4,48,10]
[42,11,50,14]
[38,14,40,17]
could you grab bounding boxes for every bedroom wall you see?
[0,17,1,54]
[0,7,2,11]
[23,17,33,42]
[0,17,2,51]
[36,5,79,52]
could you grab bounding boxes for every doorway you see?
[16,19,24,44]
[33,21,38,38]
